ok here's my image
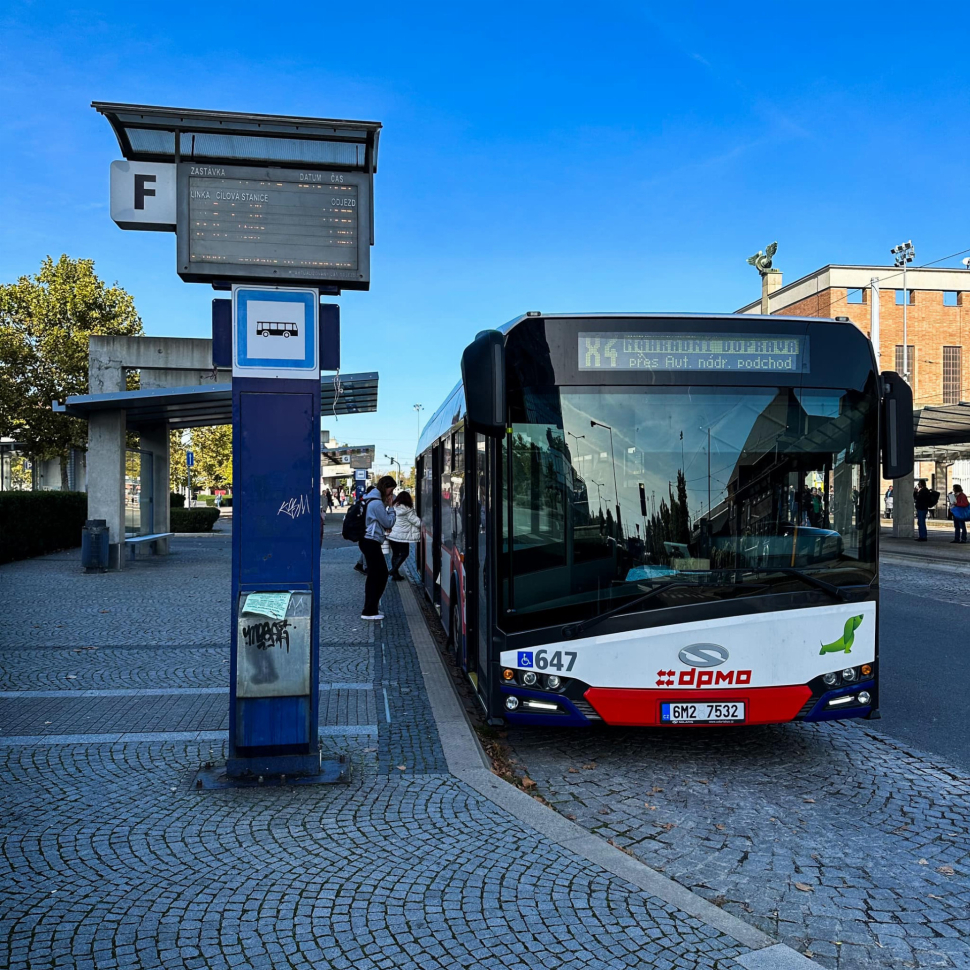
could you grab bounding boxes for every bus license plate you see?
[661,701,745,724]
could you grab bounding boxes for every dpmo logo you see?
[656,667,753,688]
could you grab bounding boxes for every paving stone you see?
[0,534,752,970]
[508,661,970,967]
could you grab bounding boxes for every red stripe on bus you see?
[583,685,812,727]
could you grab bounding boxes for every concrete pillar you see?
[892,474,915,538]
[761,271,783,314]
[934,462,950,512]
[139,423,171,554]
[87,409,127,569]
[89,359,125,395]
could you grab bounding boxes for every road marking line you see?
[0,684,372,699]
[0,725,378,747]
[382,687,392,724]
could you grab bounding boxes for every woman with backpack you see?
[951,483,969,543]
[386,491,421,581]
[352,475,397,620]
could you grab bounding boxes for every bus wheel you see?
[261,330,269,337]
[283,331,290,338]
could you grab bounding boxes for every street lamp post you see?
[591,479,606,512]
[891,241,915,385]
[566,431,586,466]
[413,404,424,440]
[590,419,621,532]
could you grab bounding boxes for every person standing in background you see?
[951,484,969,543]
[358,476,397,620]
[914,479,933,542]
[386,491,421,580]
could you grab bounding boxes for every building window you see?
[944,291,959,307]
[895,290,915,306]
[895,345,915,379]
[847,289,863,304]
[944,346,962,405]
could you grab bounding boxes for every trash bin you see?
[81,519,109,572]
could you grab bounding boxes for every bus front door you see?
[468,433,490,700]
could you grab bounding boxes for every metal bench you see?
[124,532,174,560]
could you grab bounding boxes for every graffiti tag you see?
[242,619,291,652]
[277,494,310,519]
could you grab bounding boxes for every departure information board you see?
[177,164,370,289]
[578,333,809,373]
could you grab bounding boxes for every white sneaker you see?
[361,613,384,621]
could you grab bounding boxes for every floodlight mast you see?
[891,241,915,385]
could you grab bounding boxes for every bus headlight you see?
[822,672,840,687]
[857,691,871,705]
[842,667,858,682]
[546,675,562,690]
[522,671,537,686]
[505,696,520,711]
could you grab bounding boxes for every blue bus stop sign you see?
[186,451,194,468]
[227,284,335,780]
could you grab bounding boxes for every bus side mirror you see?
[881,370,914,480]
[461,330,506,435]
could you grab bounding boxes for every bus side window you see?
[453,431,465,553]
[441,436,453,551]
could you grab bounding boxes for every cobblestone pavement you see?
[507,560,970,970]
[879,560,968,608]
[0,537,755,970]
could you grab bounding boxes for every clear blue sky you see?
[2,1,968,471]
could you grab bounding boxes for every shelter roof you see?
[92,102,381,171]
[913,402,970,460]
[53,373,378,430]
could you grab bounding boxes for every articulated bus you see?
[415,314,913,727]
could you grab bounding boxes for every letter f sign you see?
[134,173,156,210]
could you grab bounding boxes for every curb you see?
[398,580,822,969]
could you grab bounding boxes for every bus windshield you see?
[502,384,877,624]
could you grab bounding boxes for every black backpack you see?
[927,489,941,508]
[341,496,373,542]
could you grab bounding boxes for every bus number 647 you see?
[534,650,577,672]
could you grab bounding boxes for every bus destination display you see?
[579,333,809,373]
[177,165,370,289]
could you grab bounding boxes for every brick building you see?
[738,264,970,498]
[738,264,970,407]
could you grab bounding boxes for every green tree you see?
[189,425,233,492]
[169,430,189,492]
[0,255,143,488]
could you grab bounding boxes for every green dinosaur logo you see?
[819,615,864,655]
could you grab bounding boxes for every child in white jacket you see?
[387,491,421,580]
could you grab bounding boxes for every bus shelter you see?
[55,342,377,568]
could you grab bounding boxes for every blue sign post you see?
[226,285,340,781]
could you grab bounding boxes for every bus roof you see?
[497,311,857,334]
[416,312,863,456]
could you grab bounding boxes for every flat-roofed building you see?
[738,265,970,407]
[739,265,970,504]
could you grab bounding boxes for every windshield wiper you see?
[741,566,872,602]
[562,582,692,640]
[561,580,769,640]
